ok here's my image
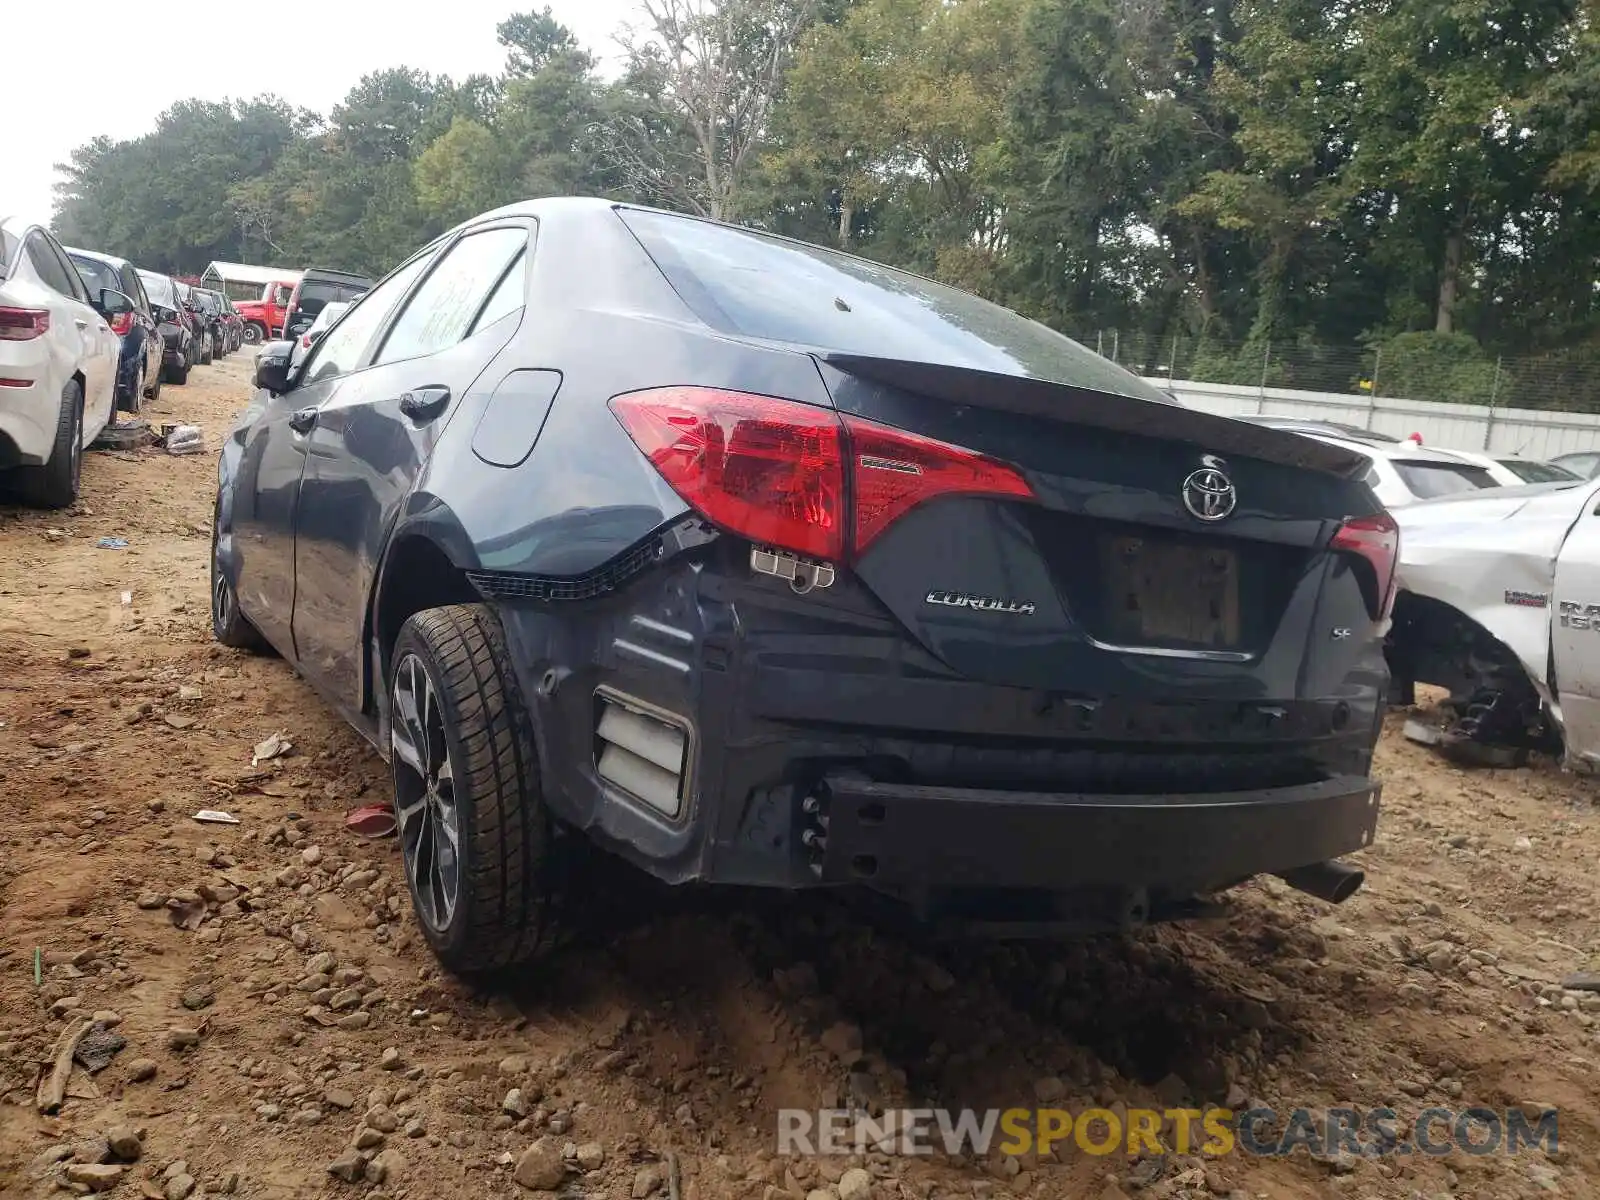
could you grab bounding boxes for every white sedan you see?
[0,217,122,507]
[289,300,350,370]
[1237,417,1500,507]
[1386,473,1600,764]
[1422,445,1583,488]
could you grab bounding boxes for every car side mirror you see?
[98,289,134,317]
[255,340,297,394]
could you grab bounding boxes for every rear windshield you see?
[1500,459,1579,484]
[1394,460,1498,498]
[296,281,341,314]
[616,207,1175,404]
[70,255,120,297]
[138,271,175,306]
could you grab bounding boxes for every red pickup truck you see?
[235,279,299,344]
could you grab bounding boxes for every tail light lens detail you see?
[109,311,134,336]
[608,386,1036,562]
[609,387,846,560]
[844,415,1034,553]
[1331,511,1400,619]
[0,307,50,340]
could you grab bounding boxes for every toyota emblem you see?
[1182,455,1237,521]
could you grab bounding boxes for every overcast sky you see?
[3,1,633,227]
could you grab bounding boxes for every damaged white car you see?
[1387,475,1600,764]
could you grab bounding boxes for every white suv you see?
[0,217,122,507]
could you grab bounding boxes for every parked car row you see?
[1238,415,1584,507]
[235,267,373,344]
[0,215,245,508]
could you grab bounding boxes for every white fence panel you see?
[1149,378,1600,458]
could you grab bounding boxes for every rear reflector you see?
[0,307,49,340]
[609,387,1034,561]
[1331,511,1400,619]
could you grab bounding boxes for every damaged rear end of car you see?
[464,204,1396,937]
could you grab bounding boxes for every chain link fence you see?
[1070,329,1600,414]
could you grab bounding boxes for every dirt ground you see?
[2,355,1599,1200]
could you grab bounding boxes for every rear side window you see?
[1558,454,1600,478]
[27,235,77,297]
[469,251,526,335]
[0,227,18,275]
[139,272,175,307]
[296,281,340,315]
[125,269,150,313]
[615,207,1176,405]
[1502,459,1578,484]
[70,255,120,299]
[375,227,527,364]
[1393,460,1497,499]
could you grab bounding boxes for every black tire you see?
[243,322,265,345]
[210,516,269,652]
[390,604,557,974]
[19,380,84,509]
[120,366,143,416]
[167,350,190,385]
[199,335,213,366]
[146,358,163,404]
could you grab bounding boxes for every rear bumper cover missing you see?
[491,555,1386,903]
[810,773,1379,893]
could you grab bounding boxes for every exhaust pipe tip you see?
[1275,859,1365,904]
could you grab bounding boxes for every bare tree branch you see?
[605,0,813,220]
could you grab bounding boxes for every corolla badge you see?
[1182,454,1237,522]
[925,590,1036,615]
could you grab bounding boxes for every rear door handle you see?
[398,386,451,424]
[288,407,319,434]
[74,318,88,329]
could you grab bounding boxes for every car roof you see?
[454,196,1027,305]
[63,245,131,269]
[299,268,373,284]
[1284,428,1482,469]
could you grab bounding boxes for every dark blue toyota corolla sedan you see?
[214,197,1395,976]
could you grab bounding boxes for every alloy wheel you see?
[211,538,233,629]
[391,652,462,934]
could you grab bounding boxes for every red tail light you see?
[844,414,1034,552]
[0,307,50,340]
[1331,511,1400,619]
[109,312,134,336]
[609,387,845,559]
[608,386,1035,562]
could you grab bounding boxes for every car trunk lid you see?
[813,355,1384,698]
